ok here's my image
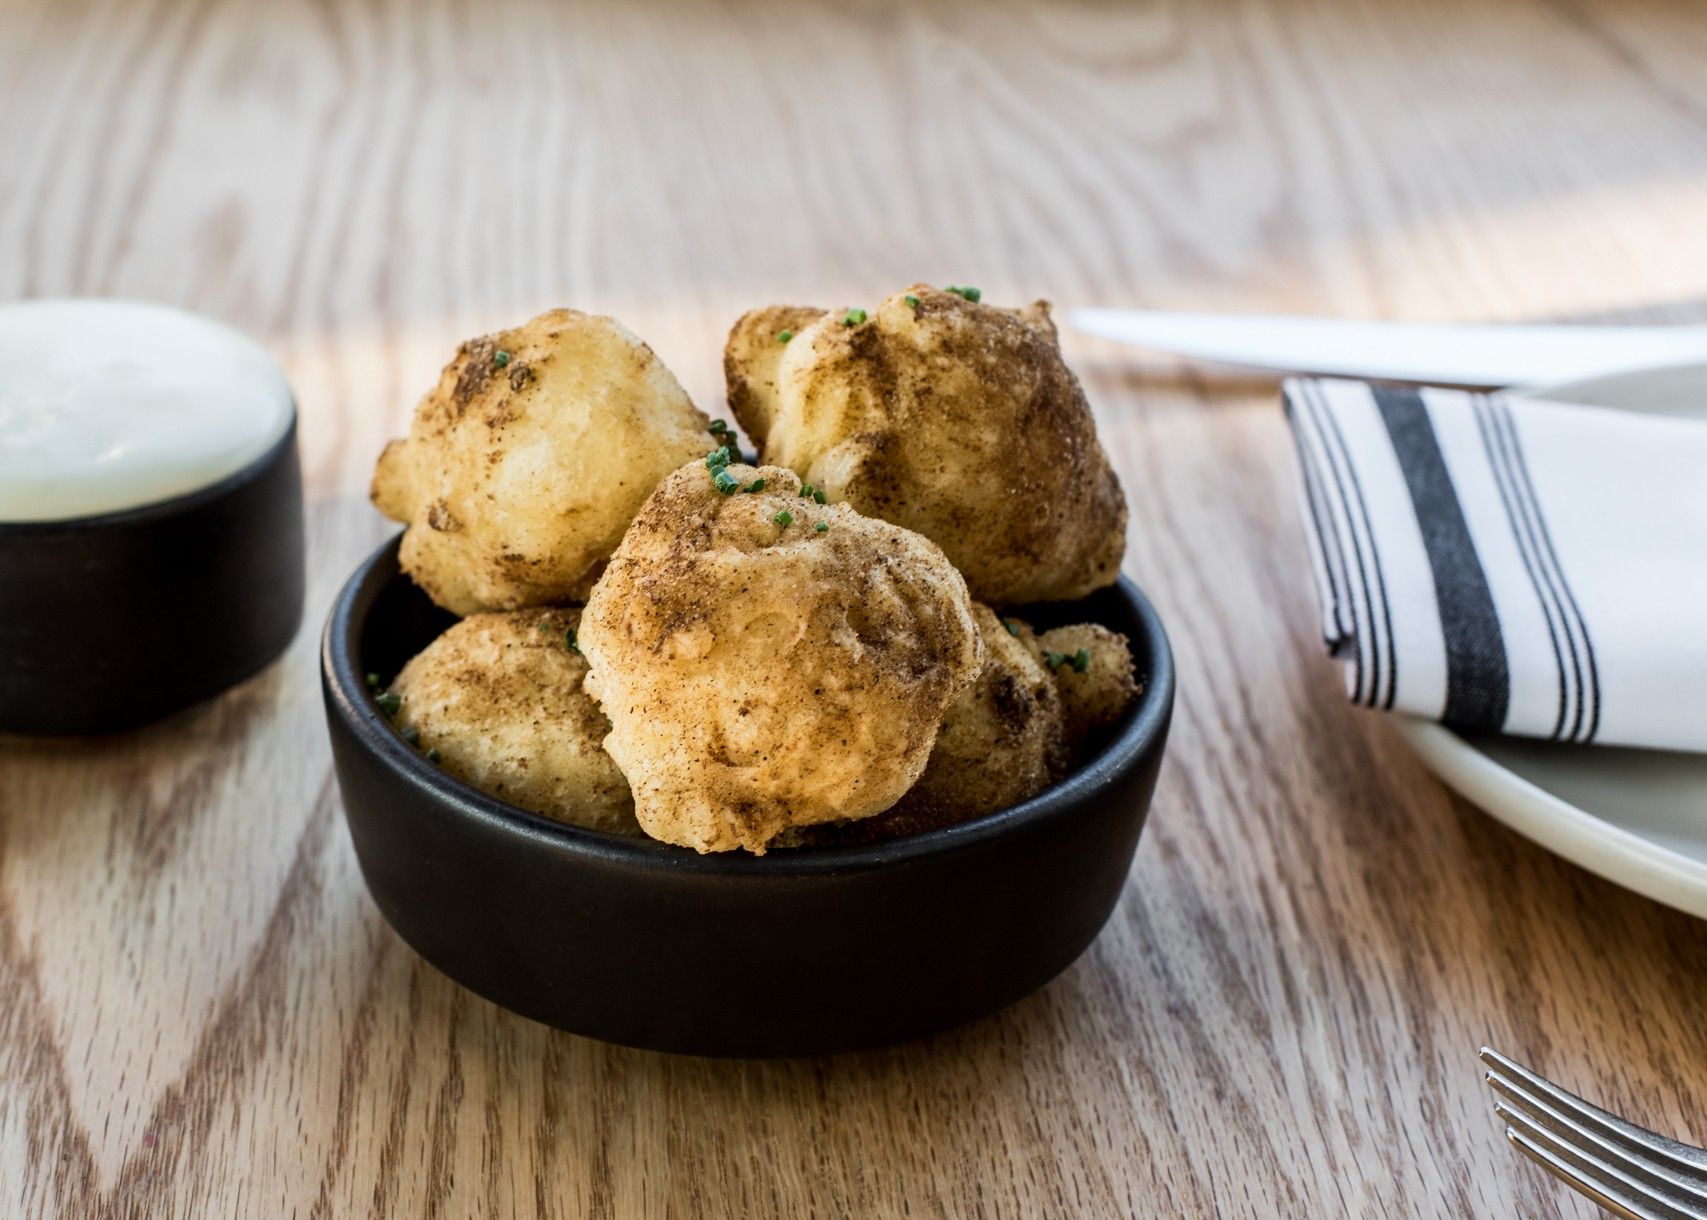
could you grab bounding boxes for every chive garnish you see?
[426,748,442,764]
[777,329,794,343]
[743,478,766,493]
[375,691,402,718]
[811,488,826,504]
[774,509,794,527]
[565,629,580,653]
[904,294,920,310]
[713,468,740,494]
[364,672,381,689]
[1004,620,1022,638]
[814,521,828,532]
[402,726,420,745]
[799,483,815,499]
[946,285,981,302]
[1042,648,1091,673]
[493,350,511,367]
[842,308,866,326]
[706,445,734,471]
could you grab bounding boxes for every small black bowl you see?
[322,536,1174,1057]
[0,421,305,735]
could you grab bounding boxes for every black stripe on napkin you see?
[1283,397,1352,650]
[1313,384,1398,709]
[1372,387,1510,731]
[1472,394,1575,740]
[1283,385,1367,697]
[1491,396,1601,741]
[1295,382,1389,707]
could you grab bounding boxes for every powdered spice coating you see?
[725,285,1127,605]
[578,460,984,853]
[391,608,638,835]
[372,309,712,615]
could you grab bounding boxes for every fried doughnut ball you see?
[1032,623,1141,754]
[724,284,1127,605]
[372,309,713,615]
[723,304,826,448]
[390,608,638,835]
[578,458,984,853]
[797,607,1067,843]
[787,615,1140,847]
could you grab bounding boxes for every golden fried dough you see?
[390,609,638,835]
[724,284,1127,605]
[1032,622,1140,751]
[801,607,1067,843]
[724,304,826,449]
[789,614,1139,847]
[578,458,984,853]
[372,309,713,615]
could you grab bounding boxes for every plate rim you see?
[1391,719,1707,918]
[1392,358,1707,919]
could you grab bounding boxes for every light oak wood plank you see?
[2,0,1705,1215]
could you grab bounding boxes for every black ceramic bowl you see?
[322,536,1174,1057]
[0,421,305,735]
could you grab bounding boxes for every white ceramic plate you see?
[1389,361,1707,918]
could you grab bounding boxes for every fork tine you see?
[1497,1104,1699,1220]
[1480,1048,1707,1180]
[1485,1067,1707,1207]
[1504,1123,1673,1220]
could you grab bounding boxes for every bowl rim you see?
[322,533,1175,877]
[0,405,299,535]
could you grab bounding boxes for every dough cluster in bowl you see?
[724,284,1128,606]
[372,309,712,615]
[368,292,1140,851]
[578,459,984,853]
[390,608,638,836]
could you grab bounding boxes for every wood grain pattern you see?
[3,0,1706,1214]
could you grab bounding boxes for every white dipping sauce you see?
[0,299,294,522]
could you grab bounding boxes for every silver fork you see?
[1481,1047,1707,1219]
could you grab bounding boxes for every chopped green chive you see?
[713,468,740,494]
[799,482,815,499]
[426,748,442,764]
[710,418,732,433]
[565,629,580,653]
[706,445,734,471]
[375,691,402,718]
[402,726,420,745]
[811,488,826,505]
[773,509,794,527]
[1004,619,1022,638]
[493,350,511,367]
[841,308,867,326]
[777,328,794,343]
[364,672,381,690]
[743,478,767,493]
[1042,648,1092,673]
[904,294,920,310]
[946,285,981,302]
[814,521,828,532]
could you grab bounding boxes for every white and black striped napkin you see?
[1283,378,1707,752]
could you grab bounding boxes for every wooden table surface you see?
[4,0,1707,1215]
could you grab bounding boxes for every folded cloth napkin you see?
[1282,377,1707,752]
